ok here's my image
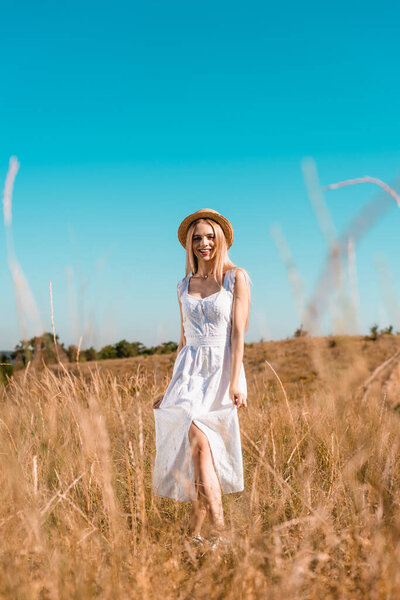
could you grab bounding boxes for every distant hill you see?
[41,334,400,407]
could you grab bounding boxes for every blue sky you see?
[1,0,400,350]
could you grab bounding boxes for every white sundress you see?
[152,268,247,502]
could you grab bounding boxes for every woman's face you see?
[192,222,216,262]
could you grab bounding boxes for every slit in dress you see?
[188,420,223,497]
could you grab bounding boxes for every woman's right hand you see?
[153,394,164,409]
[229,384,247,409]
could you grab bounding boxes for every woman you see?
[152,208,251,549]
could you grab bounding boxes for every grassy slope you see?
[51,333,400,402]
[2,334,400,599]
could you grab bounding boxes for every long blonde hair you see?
[184,217,252,332]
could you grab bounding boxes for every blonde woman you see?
[152,208,251,550]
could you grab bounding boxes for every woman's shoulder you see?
[228,266,249,281]
[177,275,189,296]
[221,267,249,294]
[230,267,251,295]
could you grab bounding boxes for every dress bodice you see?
[177,269,237,345]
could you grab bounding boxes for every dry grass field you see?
[1,334,400,599]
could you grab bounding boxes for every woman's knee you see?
[189,423,210,456]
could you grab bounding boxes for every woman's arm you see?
[229,269,249,409]
[176,289,186,353]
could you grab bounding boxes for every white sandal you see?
[209,535,231,551]
[191,534,206,545]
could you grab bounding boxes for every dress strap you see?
[177,276,189,298]
[223,269,237,294]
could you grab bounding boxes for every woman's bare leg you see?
[189,499,207,536]
[189,434,208,534]
[188,422,225,535]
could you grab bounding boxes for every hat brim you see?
[178,209,234,249]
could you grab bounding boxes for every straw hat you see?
[178,208,234,249]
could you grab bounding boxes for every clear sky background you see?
[1,0,400,351]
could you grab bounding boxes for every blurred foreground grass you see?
[1,335,400,599]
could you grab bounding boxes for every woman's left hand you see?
[229,384,247,408]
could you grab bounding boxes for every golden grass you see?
[2,335,400,599]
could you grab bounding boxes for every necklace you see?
[192,273,212,279]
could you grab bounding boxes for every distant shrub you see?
[12,334,179,367]
[99,345,118,360]
[369,324,379,341]
[294,325,308,338]
[159,341,179,354]
[369,324,394,340]
[381,325,393,335]
[0,353,13,385]
[82,347,98,361]
[66,345,78,362]
[13,333,68,366]
[141,346,158,356]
